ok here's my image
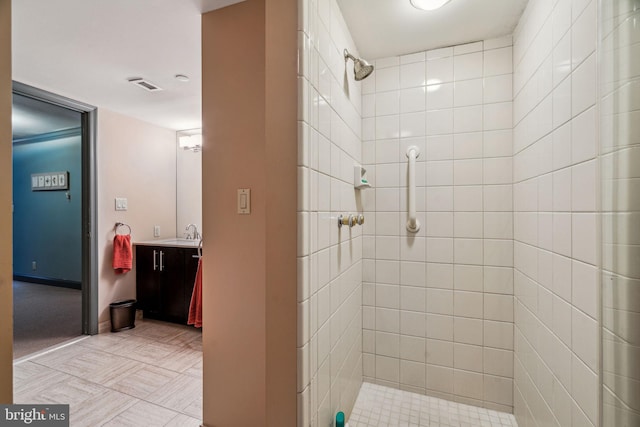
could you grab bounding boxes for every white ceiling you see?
[12,0,528,134]
[12,0,243,132]
[337,0,529,60]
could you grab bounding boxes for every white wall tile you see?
[427,314,454,341]
[571,107,597,163]
[454,52,483,81]
[572,213,597,264]
[484,185,513,211]
[485,212,514,239]
[571,54,596,117]
[401,51,426,64]
[376,91,400,116]
[571,160,597,212]
[553,31,572,87]
[426,161,454,186]
[484,130,512,158]
[454,291,484,318]
[484,47,513,77]
[513,1,601,425]
[454,106,483,133]
[484,102,513,131]
[454,79,483,107]
[401,112,426,137]
[400,87,426,113]
[376,115,400,139]
[400,286,426,312]
[571,0,596,69]
[426,56,454,84]
[401,311,426,337]
[553,75,572,127]
[454,212,483,238]
[454,159,483,186]
[427,82,454,110]
[454,264,483,292]
[454,186,483,211]
[376,66,400,92]
[454,239,484,265]
[425,212,454,237]
[426,109,454,135]
[366,38,516,410]
[485,294,514,322]
[484,320,513,350]
[426,135,454,160]
[454,342,483,372]
[484,74,513,104]
[454,317,483,345]
[401,61,426,89]
[571,260,597,318]
[484,157,513,184]
[453,132,483,159]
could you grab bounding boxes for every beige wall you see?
[0,0,12,403]
[97,109,177,324]
[201,0,297,424]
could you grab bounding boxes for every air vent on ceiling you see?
[128,77,163,92]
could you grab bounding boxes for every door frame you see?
[12,81,98,335]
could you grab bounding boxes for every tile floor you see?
[13,319,202,427]
[349,383,518,427]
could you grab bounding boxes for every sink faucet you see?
[185,224,201,240]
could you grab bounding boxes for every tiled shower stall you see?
[297,0,640,426]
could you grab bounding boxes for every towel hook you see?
[115,222,132,236]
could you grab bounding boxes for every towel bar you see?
[115,222,132,235]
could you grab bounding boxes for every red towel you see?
[188,257,203,328]
[112,234,133,274]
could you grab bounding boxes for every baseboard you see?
[14,274,81,290]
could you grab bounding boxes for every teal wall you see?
[12,133,82,283]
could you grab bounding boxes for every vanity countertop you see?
[134,238,201,248]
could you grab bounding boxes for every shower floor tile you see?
[349,382,518,427]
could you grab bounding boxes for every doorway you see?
[12,82,98,359]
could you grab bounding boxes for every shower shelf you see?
[354,165,371,189]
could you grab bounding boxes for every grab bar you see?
[406,146,421,233]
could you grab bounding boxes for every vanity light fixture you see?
[177,129,202,152]
[410,0,452,11]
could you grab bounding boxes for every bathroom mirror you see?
[176,129,202,239]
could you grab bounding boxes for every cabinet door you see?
[135,246,161,315]
[159,247,186,322]
[183,249,200,319]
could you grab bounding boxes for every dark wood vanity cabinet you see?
[135,245,198,324]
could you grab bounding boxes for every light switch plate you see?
[115,197,128,211]
[237,189,250,214]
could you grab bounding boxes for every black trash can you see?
[109,299,136,332]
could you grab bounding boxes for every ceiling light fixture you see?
[410,0,452,11]
[175,74,190,82]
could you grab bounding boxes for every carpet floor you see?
[13,281,82,359]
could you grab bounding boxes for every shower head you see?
[344,49,374,81]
